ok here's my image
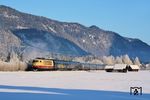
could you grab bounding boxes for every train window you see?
[44,61,53,65]
[33,60,39,63]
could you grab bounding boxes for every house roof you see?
[129,65,140,69]
[114,64,127,69]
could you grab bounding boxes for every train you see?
[32,58,105,71]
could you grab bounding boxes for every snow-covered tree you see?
[9,50,19,63]
[134,57,141,66]
[122,54,133,64]
[90,59,103,64]
[102,56,115,65]
[115,56,123,64]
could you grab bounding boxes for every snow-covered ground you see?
[0,70,150,100]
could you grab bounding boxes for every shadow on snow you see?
[0,85,149,100]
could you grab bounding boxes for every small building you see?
[104,65,114,72]
[105,64,140,73]
[128,65,139,71]
[113,64,128,72]
[105,64,128,72]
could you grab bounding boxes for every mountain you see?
[0,5,150,62]
[12,29,88,55]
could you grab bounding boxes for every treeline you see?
[0,50,27,71]
[0,49,149,71]
[73,54,141,66]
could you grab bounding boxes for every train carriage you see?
[32,58,105,71]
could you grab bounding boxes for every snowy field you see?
[0,70,150,100]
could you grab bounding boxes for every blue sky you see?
[0,0,150,45]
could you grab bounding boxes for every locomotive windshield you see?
[33,60,39,63]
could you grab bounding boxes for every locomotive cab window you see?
[33,60,39,63]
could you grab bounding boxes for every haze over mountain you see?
[0,5,150,62]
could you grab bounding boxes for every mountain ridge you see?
[0,5,150,62]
